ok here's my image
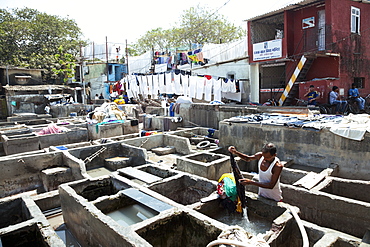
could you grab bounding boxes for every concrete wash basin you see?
[0,197,32,229]
[0,224,51,246]
[95,188,173,227]
[192,193,295,246]
[176,152,230,181]
[316,177,370,204]
[148,174,217,206]
[117,164,179,185]
[70,177,130,202]
[136,211,222,247]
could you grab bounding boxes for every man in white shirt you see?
[228,143,283,202]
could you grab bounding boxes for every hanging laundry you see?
[147,75,153,96]
[189,75,197,98]
[235,80,240,93]
[214,78,222,102]
[196,76,205,100]
[133,77,140,98]
[229,79,237,93]
[174,73,182,95]
[138,75,144,96]
[165,73,174,94]
[152,74,159,99]
[182,74,189,97]
[159,73,166,93]
[196,52,204,63]
[204,76,213,101]
[221,78,228,92]
[126,77,134,99]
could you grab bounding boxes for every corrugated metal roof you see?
[0,66,44,71]
[245,0,324,21]
[3,85,70,91]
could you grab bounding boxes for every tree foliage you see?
[134,5,245,54]
[0,7,86,82]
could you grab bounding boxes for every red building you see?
[246,0,370,105]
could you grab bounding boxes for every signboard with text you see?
[253,39,282,61]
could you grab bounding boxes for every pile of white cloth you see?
[329,114,370,141]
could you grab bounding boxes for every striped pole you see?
[279,55,307,106]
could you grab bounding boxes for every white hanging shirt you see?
[204,77,213,101]
[213,78,222,102]
[189,75,197,98]
[195,76,205,100]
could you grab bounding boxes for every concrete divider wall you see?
[62,150,86,181]
[0,195,66,247]
[32,190,61,212]
[2,133,40,155]
[0,152,64,198]
[50,104,95,118]
[0,124,31,139]
[145,106,165,116]
[38,127,88,149]
[65,142,147,170]
[219,121,370,180]
[281,184,370,238]
[87,122,123,140]
[179,104,257,129]
[0,150,87,198]
[122,134,164,150]
[122,120,139,135]
[59,183,144,247]
[169,127,220,139]
[1,127,89,155]
[68,142,121,161]
[120,143,147,166]
[163,134,192,155]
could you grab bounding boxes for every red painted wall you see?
[328,0,370,96]
[286,0,370,98]
[290,4,326,56]
[248,0,370,102]
[306,56,339,80]
[299,79,339,105]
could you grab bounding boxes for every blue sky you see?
[1,0,300,45]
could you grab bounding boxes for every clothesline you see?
[120,73,242,102]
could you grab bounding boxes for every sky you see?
[1,0,301,46]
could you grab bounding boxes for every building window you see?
[354,77,364,89]
[227,73,235,80]
[351,6,360,34]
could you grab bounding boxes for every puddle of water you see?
[214,208,271,236]
[106,204,159,227]
[87,167,112,178]
[56,228,81,247]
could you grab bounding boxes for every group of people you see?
[303,83,366,114]
[94,93,105,100]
